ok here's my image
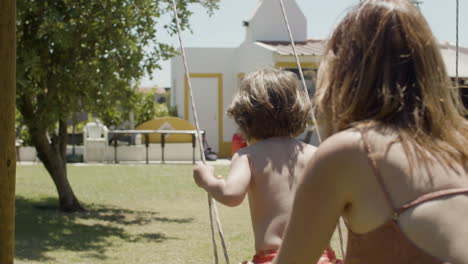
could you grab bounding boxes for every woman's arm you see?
[193,152,251,207]
[274,132,360,263]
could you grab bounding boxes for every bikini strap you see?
[396,188,468,215]
[358,127,398,212]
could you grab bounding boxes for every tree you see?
[133,91,170,126]
[16,0,219,212]
[98,90,169,129]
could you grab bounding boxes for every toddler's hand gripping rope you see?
[170,1,230,264]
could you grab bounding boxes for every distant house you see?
[440,42,468,82]
[171,0,468,157]
[138,85,168,104]
[439,43,468,109]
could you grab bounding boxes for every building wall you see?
[236,41,276,72]
[170,0,310,158]
[171,43,280,158]
[170,41,329,157]
[440,43,468,78]
[172,47,237,157]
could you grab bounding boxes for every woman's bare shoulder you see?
[316,126,393,157]
[305,129,367,182]
[317,128,363,157]
[297,129,371,206]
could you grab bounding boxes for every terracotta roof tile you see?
[256,39,326,56]
[255,39,468,78]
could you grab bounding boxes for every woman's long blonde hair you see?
[315,0,468,164]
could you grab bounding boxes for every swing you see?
[170,1,230,263]
[169,0,464,263]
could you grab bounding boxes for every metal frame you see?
[108,130,205,164]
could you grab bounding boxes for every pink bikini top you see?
[345,129,468,264]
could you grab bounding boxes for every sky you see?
[140,0,468,88]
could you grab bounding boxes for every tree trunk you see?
[29,122,85,212]
[0,0,16,262]
[18,91,85,212]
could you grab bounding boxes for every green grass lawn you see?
[15,164,345,264]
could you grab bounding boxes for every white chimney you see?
[244,0,307,42]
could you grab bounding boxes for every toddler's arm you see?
[193,153,251,207]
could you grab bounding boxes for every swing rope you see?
[277,0,321,143]
[170,1,230,263]
[278,0,346,259]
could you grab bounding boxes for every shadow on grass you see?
[15,196,193,262]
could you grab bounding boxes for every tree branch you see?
[58,119,67,160]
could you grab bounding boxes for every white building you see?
[171,0,468,158]
[172,0,323,157]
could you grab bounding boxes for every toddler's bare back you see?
[238,137,317,252]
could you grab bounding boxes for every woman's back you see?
[343,127,468,263]
[274,1,468,263]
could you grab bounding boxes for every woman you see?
[274,0,468,263]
